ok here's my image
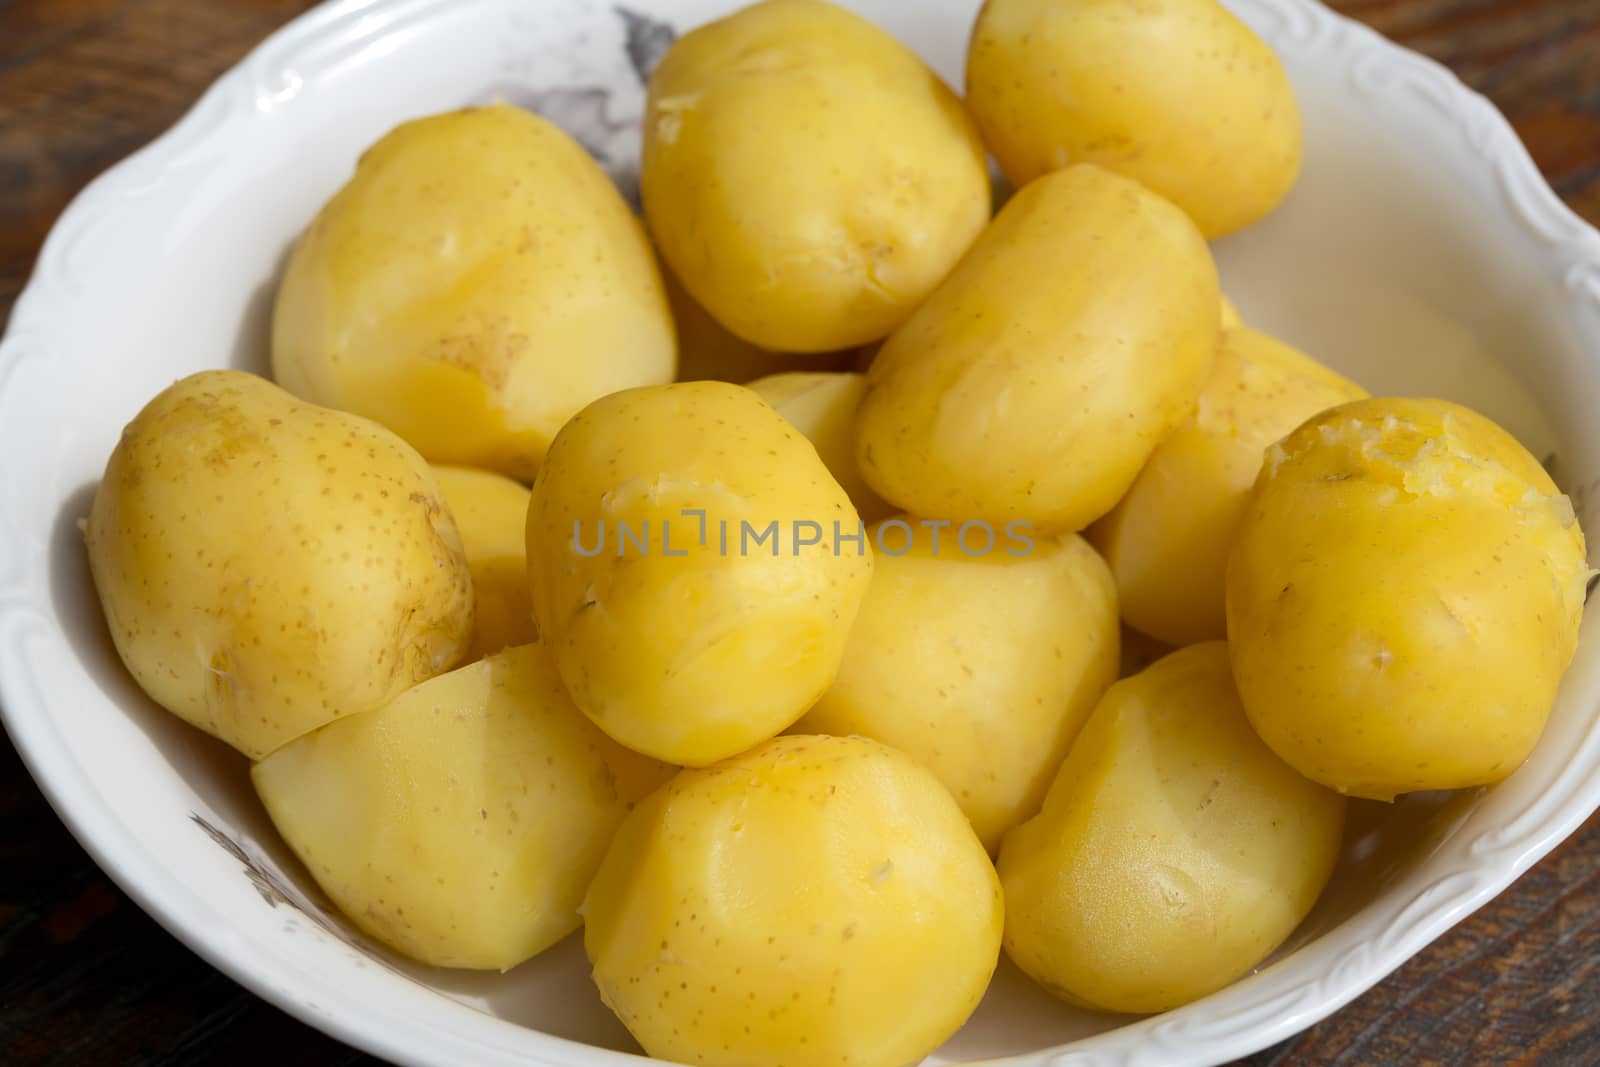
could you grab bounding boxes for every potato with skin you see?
[584,734,1002,1067]
[643,0,992,353]
[747,372,893,523]
[998,642,1344,1014]
[273,104,675,481]
[1092,327,1366,646]
[856,164,1219,531]
[1227,397,1591,799]
[253,643,672,970]
[85,370,473,760]
[798,524,1118,852]
[967,0,1302,237]
[527,381,873,766]
[432,465,538,659]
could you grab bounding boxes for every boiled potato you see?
[584,734,1002,1067]
[526,381,873,765]
[798,524,1118,851]
[253,643,672,970]
[1091,328,1365,646]
[1118,623,1172,678]
[851,339,884,374]
[432,465,538,659]
[669,269,852,383]
[966,0,1302,237]
[85,370,473,760]
[642,0,991,352]
[1227,397,1592,799]
[746,372,893,523]
[998,642,1344,1013]
[1220,294,1244,329]
[273,104,675,480]
[856,163,1218,530]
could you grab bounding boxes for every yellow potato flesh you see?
[273,104,675,480]
[253,643,672,970]
[1220,294,1244,329]
[85,370,473,759]
[998,642,1344,1013]
[642,0,992,352]
[1227,397,1591,798]
[526,381,873,766]
[668,268,854,383]
[1118,623,1174,679]
[967,0,1302,237]
[432,465,537,659]
[1092,327,1366,646]
[799,524,1118,852]
[746,371,893,523]
[855,163,1219,531]
[851,339,883,375]
[584,734,1002,1067]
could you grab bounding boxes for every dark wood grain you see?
[1328,0,1600,222]
[2,1,1599,1064]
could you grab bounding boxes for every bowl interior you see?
[12,0,1600,1064]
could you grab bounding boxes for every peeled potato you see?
[273,104,675,480]
[253,643,673,970]
[998,642,1344,1013]
[85,370,473,759]
[1227,397,1591,798]
[1220,294,1244,329]
[643,0,991,352]
[851,340,884,375]
[432,465,537,659]
[1091,327,1365,645]
[967,0,1302,236]
[746,372,893,523]
[855,163,1219,530]
[584,734,1002,1067]
[669,269,852,383]
[798,524,1118,851]
[527,381,873,765]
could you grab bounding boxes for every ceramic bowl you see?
[4,1,1600,1064]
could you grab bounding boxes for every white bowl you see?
[4,0,1600,1064]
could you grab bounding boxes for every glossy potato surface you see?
[967,0,1302,236]
[1092,327,1365,645]
[273,104,675,479]
[643,0,991,352]
[433,465,538,659]
[527,381,873,766]
[856,164,1218,530]
[799,524,1118,851]
[1227,397,1591,798]
[747,371,893,523]
[253,643,672,969]
[584,734,1002,1067]
[998,642,1344,1013]
[668,269,855,383]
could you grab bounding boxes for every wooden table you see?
[2,1,1597,1063]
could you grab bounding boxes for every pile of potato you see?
[84,0,1590,1064]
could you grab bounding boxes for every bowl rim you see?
[4,0,1600,1064]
